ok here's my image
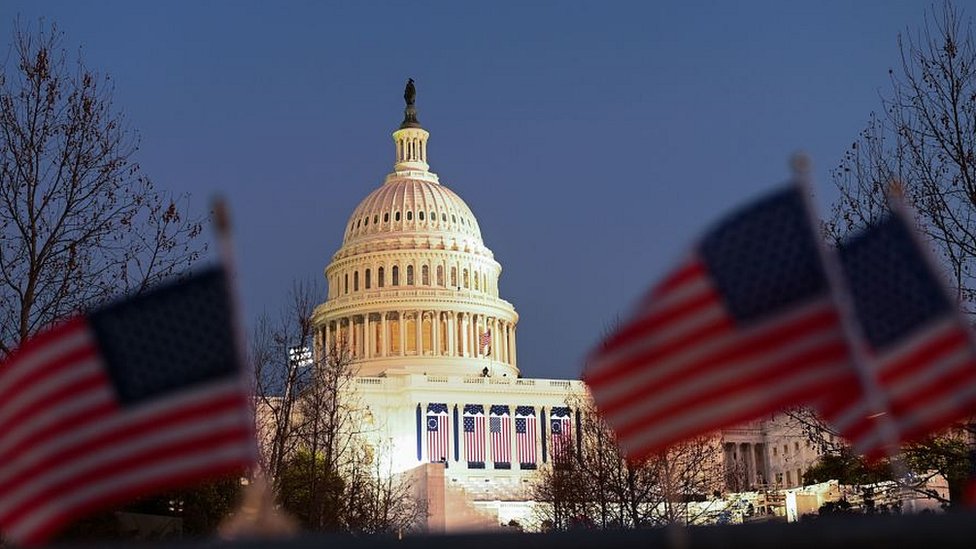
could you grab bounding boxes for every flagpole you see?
[791,154,908,478]
[212,198,257,455]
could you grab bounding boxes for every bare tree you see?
[0,20,204,358]
[530,396,724,530]
[824,1,976,506]
[828,1,976,309]
[251,281,423,534]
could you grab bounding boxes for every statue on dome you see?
[404,78,416,106]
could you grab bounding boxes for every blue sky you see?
[2,1,934,379]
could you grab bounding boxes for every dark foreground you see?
[52,511,976,549]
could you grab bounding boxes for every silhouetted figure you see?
[404,78,416,106]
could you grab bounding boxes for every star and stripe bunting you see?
[463,404,486,466]
[489,405,511,467]
[584,186,853,459]
[515,406,537,467]
[426,403,449,463]
[0,268,253,546]
[819,210,976,458]
[550,406,573,462]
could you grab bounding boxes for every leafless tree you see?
[823,1,976,506]
[0,20,205,359]
[827,1,976,310]
[530,396,724,530]
[251,281,423,534]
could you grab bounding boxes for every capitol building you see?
[309,84,824,530]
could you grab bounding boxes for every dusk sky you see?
[3,1,933,380]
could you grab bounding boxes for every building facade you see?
[310,87,587,530]
[309,85,825,530]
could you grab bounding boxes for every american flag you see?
[550,407,573,461]
[489,405,511,466]
[463,404,485,464]
[819,210,976,458]
[480,330,492,355]
[515,406,537,466]
[426,403,449,463]
[0,268,253,546]
[585,186,852,459]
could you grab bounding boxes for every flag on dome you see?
[585,185,853,459]
[480,330,492,355]
[0,267,254,546]
[817,209,976,459]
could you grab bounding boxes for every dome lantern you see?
[392,78,431,174]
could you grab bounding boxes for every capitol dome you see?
[313,83,519,378]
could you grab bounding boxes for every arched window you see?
[442,213,447,222]
[451,214,457,223]
[463,269,469,289]
[384,213,389,223]
[344,273,349,294]
[419,211,425,221]
[407,265,414,285]
[430,211,435,222]
[451,267,457,287]
[422,265,430,285]
[378,267,385,287]
[364,217,369,226]
[395,211,401,222]
[365,269,371,289]
[392,266,400,286]
[407,211,413,221]
[354,271,359,291]
[437,265,444,286]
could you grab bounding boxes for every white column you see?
[511,326,517,368]
[433,312,441,356]
[399,311,406,357]
[415,311,423,355]
[365,314,372,358]
[448,312,456,356]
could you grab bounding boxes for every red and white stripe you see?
[822,317,976,458]
[550,417,573,461]
[516,415,537,465]
[427,414,449,463]
[0,318,253,546]
[464,414,485,463]
[585,257,852,459]
[490,414,511,464]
